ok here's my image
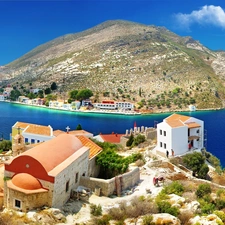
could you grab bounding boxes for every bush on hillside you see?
[183,152,209,179]
[162,181,184,196]
[196,183,212,198]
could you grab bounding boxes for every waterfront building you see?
[156,113,204,157]
[18,96,30,104]
[71,101,81,110]
[94,100,134,110]
[31,98,44,105]
[0,95,5,101]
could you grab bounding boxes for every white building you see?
[0,95,5,101]
[156,114,204,157]
[94,100,134,110]
[12,122,54,145]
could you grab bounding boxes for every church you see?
[4,133,90,212]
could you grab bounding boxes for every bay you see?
[0,101,225,167]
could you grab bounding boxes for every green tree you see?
[126,134,134,147]
[27,92,36,99]
[133,134,146,146]
[38,90,44,98]
[44,87,51,95]
[9,89,21,101]
[50,82,57,91]
[76,124,82,130]
[0,140,12,151]
[183,152,208,178]
[76,89,93,101]
[69,90,78,100]
[45,94,57,101]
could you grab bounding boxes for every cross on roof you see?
[66,126,70,134]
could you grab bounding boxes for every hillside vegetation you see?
[1,20,225,111]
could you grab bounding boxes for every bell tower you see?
[12,127,25,157]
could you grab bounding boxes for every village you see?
[0,112,220,224]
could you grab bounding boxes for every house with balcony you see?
[156,114,204,157]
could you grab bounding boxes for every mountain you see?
[1,20,225,110]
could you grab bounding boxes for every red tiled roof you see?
[100,133,124,144]
[21,134,83,172]
[76,135,102,159]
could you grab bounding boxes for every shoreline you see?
[1,100,223,116]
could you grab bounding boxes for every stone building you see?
[4,133,90,212]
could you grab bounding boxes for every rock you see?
[123,213,180,225]
[189,214,222,225]
[169,194,185,206]
[185,200,200,212]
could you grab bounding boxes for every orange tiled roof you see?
[76,135,102,159]
[186,122,201,128]
[14,122,31,129]
[69,130,92,136]
[24,124,51,136]
[21,134,84,172]
[166,114,191,123]
[166,120,184,128]
[100,133,124,144]
[53,130,65,137]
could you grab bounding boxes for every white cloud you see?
[175,5,225,30]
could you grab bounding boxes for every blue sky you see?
[0,0,225,65]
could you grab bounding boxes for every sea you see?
[0,101,225,167]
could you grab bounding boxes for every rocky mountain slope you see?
[1,20,225,110]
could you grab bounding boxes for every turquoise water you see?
[0,101,225,166]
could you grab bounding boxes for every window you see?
[160,130,162,135]
[15,199,21,208]
[164,143,166,149]
[31,139,35,144]
[75,172,79,183]
[196,129,199,133]
[160,142,162,147]
[66,180,69,192]
[164,131,166,136]
[25,138,28,143]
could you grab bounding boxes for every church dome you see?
[12,173,42,190]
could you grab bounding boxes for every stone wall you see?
[6,188,49,212]
[88,157,100,177]
[79,167,140,196]
[52,149,89,208]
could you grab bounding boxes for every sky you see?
[0,0,225,65]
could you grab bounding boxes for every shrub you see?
[96,214,111,225]
[195,183,211,198]
[215,199,225,210]
[199,200,215,214]
[142,215,155,225]
[178,210,194,225]
[214,210,225,222]
[157,201,179,217]
[162,181,184,196]
[90,204,102,216]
